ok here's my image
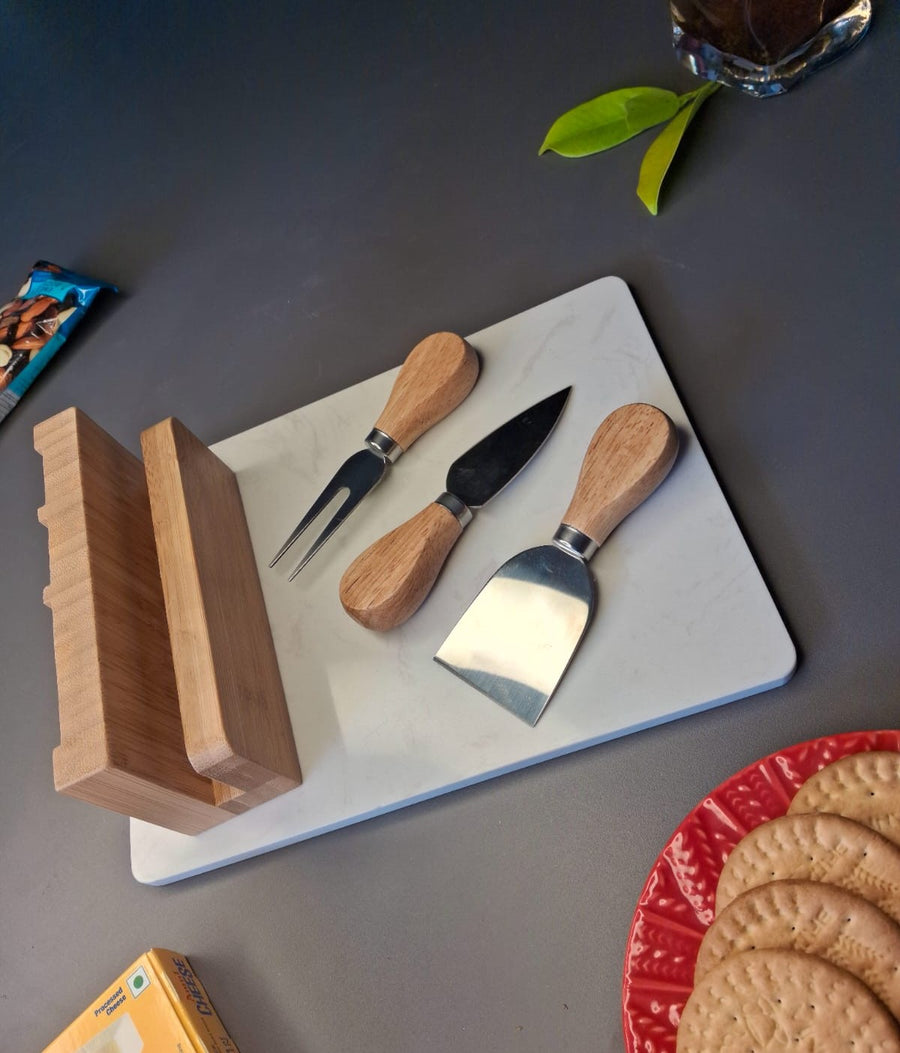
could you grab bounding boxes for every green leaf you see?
[539,87,682,158]
[636,81,720,215]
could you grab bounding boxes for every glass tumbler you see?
[670,0,872,96]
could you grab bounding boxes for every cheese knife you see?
[339,387,571,630]
[434,402,678,725]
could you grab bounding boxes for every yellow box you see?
[43,949,240,1053]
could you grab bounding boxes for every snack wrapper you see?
[0,260,116,424]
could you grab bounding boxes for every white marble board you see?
[130,277,796,885]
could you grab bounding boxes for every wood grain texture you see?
[373,332,479,450]
[339,500,463,630]
[141,417,301,801]
[34,408,232,835]
[562,403,678,545]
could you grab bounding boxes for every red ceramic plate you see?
[621,729,900,1053]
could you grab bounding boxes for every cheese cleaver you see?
[339,387,571,631]
[435,403,678,725]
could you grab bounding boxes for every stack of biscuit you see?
[676,750,900,1052]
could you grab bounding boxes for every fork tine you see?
[272,447,388,574]
[269,472,347,568]
[285,486,368,581]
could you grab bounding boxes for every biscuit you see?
[695,878,900,1018]
[676,948,900,1051]
[715,812,900,924]
[788,751,900,847]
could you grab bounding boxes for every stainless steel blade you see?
[337,387,572,631]
[435,543,594,725]
[445,387,571,508]
[435,402,679,725]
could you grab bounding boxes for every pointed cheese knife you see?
[434,403,678,725]
[339,387,571,630]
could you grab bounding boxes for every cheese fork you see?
[270,332,479,579]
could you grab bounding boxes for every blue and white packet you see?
[0,261,116,425]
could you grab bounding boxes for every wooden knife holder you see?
[34,408,301,835]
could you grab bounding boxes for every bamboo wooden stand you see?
[34,408,301,835]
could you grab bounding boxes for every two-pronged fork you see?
[270,332,480,580]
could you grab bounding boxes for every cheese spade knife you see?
[339,387,571,631]
[434,403,678,725]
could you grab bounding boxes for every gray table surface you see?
[2,2,898,1050]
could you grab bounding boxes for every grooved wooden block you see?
[34,408,232,835]
[140,417,301,804]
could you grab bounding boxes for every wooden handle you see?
[373,332,479,450]
[339,502,463,630]
[562,403,678,547]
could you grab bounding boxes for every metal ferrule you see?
[365,428,403,463]
[552,523,598,562]
[435,491,473,527]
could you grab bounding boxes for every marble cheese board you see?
[130,276,796,885]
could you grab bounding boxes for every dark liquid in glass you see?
[671,0,851,65]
